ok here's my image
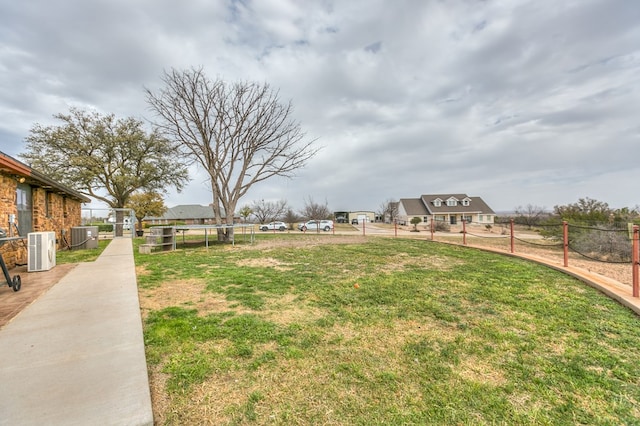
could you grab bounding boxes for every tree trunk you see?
[115,210,124,237]
[136,218,144,236]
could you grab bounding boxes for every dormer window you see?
[462,199,470,206]
[433,199,442,207]
[446,199,457,207]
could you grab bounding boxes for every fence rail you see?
[443,219,640,298]
[412,220,640,297]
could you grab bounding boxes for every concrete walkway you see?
[0,238,153,426]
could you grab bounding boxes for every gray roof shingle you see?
[399,198,429,216]
[145,204,220,220]
[421,194,495,215]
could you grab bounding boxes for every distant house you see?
[333,211,376,224]
[349,211,375,224]
[397,194,495,226]
[0,151,90,268]
[145,204,218,225]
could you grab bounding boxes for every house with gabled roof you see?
[145,204,218,225]
[397,194,495,227]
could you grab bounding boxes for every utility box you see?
[71,226,99,250]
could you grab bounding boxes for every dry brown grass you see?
[236,257,294,271]
[138,278,258,320]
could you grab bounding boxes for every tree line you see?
[506,198,640,228]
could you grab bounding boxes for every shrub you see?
[434,221,450,232]
[92,223,113,232]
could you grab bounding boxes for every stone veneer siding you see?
[0,174,84,269]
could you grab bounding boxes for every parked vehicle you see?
[298,220,334,232]
[351,218,359,225]
[260,221,287,231]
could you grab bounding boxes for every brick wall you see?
[0,175,21,268]
[0,174,84,269]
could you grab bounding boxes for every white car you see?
[260,221,287,231]
[298,220,334,232]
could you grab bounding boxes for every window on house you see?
[462,199,470,206]
[45,191,52,218]
[433,200,441,207]
[16,183,32,236]
[447,199,457,207]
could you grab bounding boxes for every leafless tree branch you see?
[146,68,318,240]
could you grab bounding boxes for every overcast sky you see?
[1,0,638,213]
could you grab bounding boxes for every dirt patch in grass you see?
[457,356,507,386]
[242,235,369,251]
[157,368,250,425]
[262,293,325,326]
[381,252,464,273]
[236,257,294,271]
[138,279,254,319]
[173,323,413,424]
[135,265,150,276]
[139,279,205,319]
[148,365,171,425]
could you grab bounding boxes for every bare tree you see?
[378,199,398,224]
[251,199,289,224]
[146,68,318,241]
[299,197,332,225]
[514,204,547,228]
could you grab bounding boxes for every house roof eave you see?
[0,151,91,203]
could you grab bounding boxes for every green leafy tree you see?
[146,68,318,242]
[238,205,253,223]
[612,206,640,225]
[125,191,167,234]
[553,197,612,224]
[410,216,422,231]
[21,107,189,208]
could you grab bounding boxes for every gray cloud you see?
[1,0,638,212]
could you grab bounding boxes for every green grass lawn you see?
[135,235,640,425]
[55,239,110,264]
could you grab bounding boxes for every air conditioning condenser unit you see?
[71,226,98,250]
[28,232,57,272]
